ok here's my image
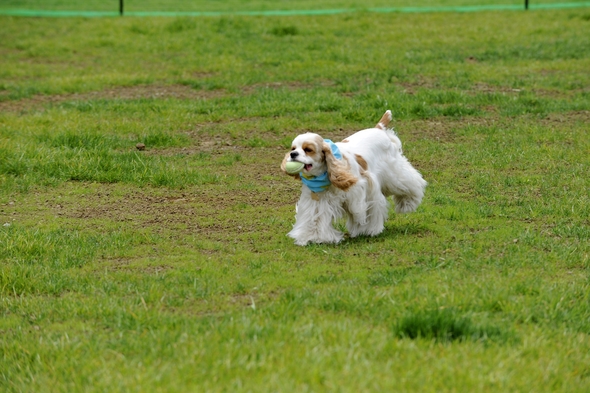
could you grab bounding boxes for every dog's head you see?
[281,133,327,178]
[281,133,357,190]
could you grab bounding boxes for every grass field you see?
[1,4,590,392]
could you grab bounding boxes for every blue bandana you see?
[300,139,342,193]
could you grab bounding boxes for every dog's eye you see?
[304,148,313,153]
[291,147,296,151]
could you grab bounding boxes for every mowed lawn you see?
[1,5,590,392]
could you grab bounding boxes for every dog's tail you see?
[375,110,403,153]
[375,110,392,130]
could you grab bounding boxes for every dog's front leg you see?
[288,191,344,245]
[344,181,369,227]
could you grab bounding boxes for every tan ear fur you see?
[322,142,357,191]
[280,151,300,180]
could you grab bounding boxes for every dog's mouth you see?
[291,160,313,172]
[293,160,313,172]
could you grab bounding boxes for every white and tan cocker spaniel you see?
[281,110,427,246]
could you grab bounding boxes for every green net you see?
[1,0,589,16]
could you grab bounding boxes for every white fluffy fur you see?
[281,110,427,246]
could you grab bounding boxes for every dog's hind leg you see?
[390,159,427,214]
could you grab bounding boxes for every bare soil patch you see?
[395,117,503,143]
[0,84,226,113]
[0,81,333,113]
[241,80,335,94]
[542,110,590,124]
[31,143,299,242]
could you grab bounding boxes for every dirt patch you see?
[396,119,456,143]
[241,80,335,94]
[69,190,199,225]
[394,117,502,143]
[470,82,584,99]
[41,144,298,242]
[0,81,335,114]
[0,84,226,113]
[396,79,576,99]
[471,82,524,95]
[395,79,438,95]
[143,145,242,157]
[103,257,174,275]
[61,182,296,243]
[542,110,590,124]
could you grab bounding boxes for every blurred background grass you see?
[1,0,590,13]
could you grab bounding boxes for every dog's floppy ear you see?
[280,151,300,180]
[322,142,357,191]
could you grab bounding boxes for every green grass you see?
[1,5,590,392]
[394,307,511,342]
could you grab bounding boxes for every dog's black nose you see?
[290,151,299,159]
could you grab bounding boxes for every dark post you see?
[525,0,529,10]
[120,0,124,15]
